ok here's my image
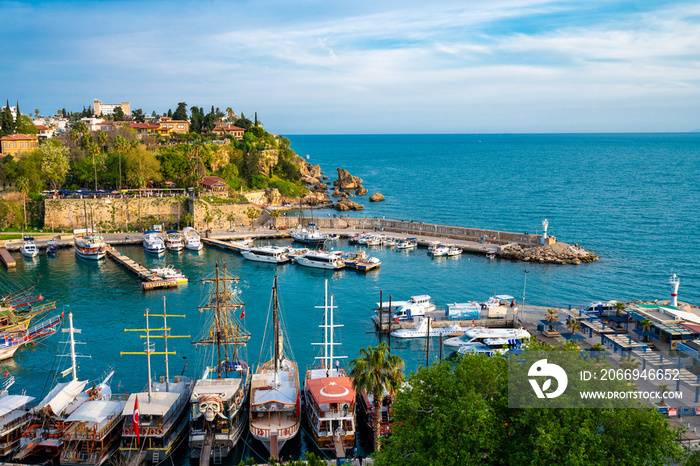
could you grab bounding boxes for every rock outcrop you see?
[334,199,364,211]
[499,243,598,265]
[334,168,364,190]
[355,187,368,196]
[369,192,385,202]
[300,192,332,207]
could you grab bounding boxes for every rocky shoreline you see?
[297,161,383,210]
[499,242,599,265]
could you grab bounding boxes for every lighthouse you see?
[541,219,549,245]
[669,274,680,307]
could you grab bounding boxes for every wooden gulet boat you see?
[249,276,300,460]
[304,280,356,458]
[189,263,251,466]
[0,373,35,457]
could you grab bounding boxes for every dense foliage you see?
[374,341,687,466]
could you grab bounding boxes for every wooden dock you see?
[201,238,250,253]
[104,246,179,291]
[0,247,16,268]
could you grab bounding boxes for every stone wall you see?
[273,216,543,246]
[191,199,263,230]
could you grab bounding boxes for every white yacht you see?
[165,230,185,252]
[183,227,204,251]
[19,238,39,258]
[456,337,524,357]
[296,251,345,270]
[447,246,462,256]
[290,223,329,245]
[143,230,165,255]
[390,318,466,339]
[150,265,188,284]
[396,239,417,250]
[73,229,107,260]
[428,244,449,256]
[443,328,531,352]
[241,246,290,264]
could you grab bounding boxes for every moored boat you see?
[0,374,34,457]
[60,398,126,466]
[119,300,193,466]
[390,317,466,339]
[296,251,345,270]
[250,276,300,459]
[165,230,185,252]
[142,230,165,255]
[183,227,204,251]
[428,244,449,256]
[19,238,38,258]
[456,337,524,357]
[396,239,417,250]
[443,327,531,352]
[290,223,329,245]
[241,246,290,264]
[149,265,188,284]
[189,263,251,466]
[73,229,106,260]
[46,238,59,256]
[343,251,380,272]
[304,281,356,458]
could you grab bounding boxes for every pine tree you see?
[255,112,258,126]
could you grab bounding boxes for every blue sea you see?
[2,133,699,463]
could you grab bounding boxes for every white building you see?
[93,99,130,117]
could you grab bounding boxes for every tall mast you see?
[313,280,346,371]
[324,281,329,365]
[146,308,153,400]
[215,263,222,378]
[163,297,170,392]
[273,275,279,379]
[68,313,78,381]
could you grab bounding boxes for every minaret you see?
[669,274,680,307]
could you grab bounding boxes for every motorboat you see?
[19,238,38,258]
[443,328,531,352]
[165,230,185,252]
[73,229,106,260]
[190,264,251,464]
[241,246,290,264]
[456,337,524,357]
[396,239,417,250]
[428,244,449,256]
[447,247,462,256]
[343,251,381,271]
[183,227,204,251]
[119,302,193,465]
[296,251,345,270]
[250,277,300,459]
[290,227,329,245]
[285,247,310,262]
[149,265,188,284]
[142,230,165,255]
[304,281,356,457]
[46,238,58,256]
[390,318,466,339]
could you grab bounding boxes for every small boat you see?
[149,265,188,284]
[296,251,345,270]
[73,229,106,260]
[486,252,496,260]
[285,247,310,262]
[443,328,531,352]
[357,389,393,438]
[390,318,466,339]
[250,277,300,459]
[165,230,185,252]
[396,239,417,250]
[119,300,193,465]
[19,238,39,258]
[0,374,35,457]
[241,246,290,264]
[0,312,63,361]
[343,251,381,272]
[304,281,356,457]
[183,227,204,251]
[447,247,462,256]
[428,244,449,256]
[456,337,524,357]
[46,238,58,256]
[142,230,165,255]
[290,223,329,245]
[190,264,251,465]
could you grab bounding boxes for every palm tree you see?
[17,177,29,231]
[88,143,100,191]
[226,213,236,230]
[566,318,581,335]
[113,135,129,191]
[350,342,405,452]
[589,342,605,362]
[544,308,559,332]
[619,356,640,371]
[614,301,626,317]
[640,319,653,343]
[204,212,214,231]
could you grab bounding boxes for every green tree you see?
[204,211,213,231]
[565,317,581,335]
[245,207,260,228]
[73,120,88,136]
[113,135,130,190]
[544,308,559,332]
[112,106,125,121]
[15,115,37,135]
[181,212,193,228]
[97,131,108,149]
[226,213,236,230]
[88,143,101,190]
[39,140,70,190]
[124,144,162,193]
[172,102,188,121]
[131,108,145,123]
[17,176,29,228]
[1,100,15,136]
[350,342,405,452]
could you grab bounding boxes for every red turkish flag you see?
[240,307,245,319]
[133,395,140,446]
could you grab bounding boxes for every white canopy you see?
[37,379,88,415]
[123,392,181,417]
[66,400,124,424]
[0,395,34,417]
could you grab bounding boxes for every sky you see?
[1,0,699,134]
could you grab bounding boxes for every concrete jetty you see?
[0,247,16,268]
[104,245,179,291]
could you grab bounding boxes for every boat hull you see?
[20,249,38,258]
[74,247,106,260]
[295,258,344,269]
[241,251,289,263]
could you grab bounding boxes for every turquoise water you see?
[2,133,699,462]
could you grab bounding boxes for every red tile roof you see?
[201,176,228,187]
[1,133,38,141]
[35,125,51,130]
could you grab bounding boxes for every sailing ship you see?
[304,280,356,458]
[119,298,193,466]
[15,313,112,462]
[189,263,251,466]
[249,276,300,459]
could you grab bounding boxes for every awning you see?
[560,332,586,341]
[682,324,700,334]
[654,322,697,338]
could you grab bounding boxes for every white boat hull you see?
[185,243,203,251]
[74,248,106,260]
[20,249,38,258]
[296,257,344,269]
[241,251,289,263]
